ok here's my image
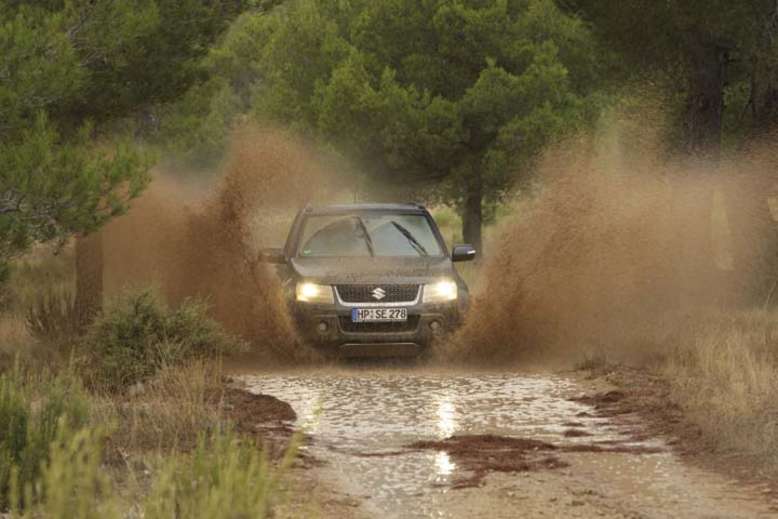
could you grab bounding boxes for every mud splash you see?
[446,113,777,365]
[103,126,350,360]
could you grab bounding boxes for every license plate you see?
[351,307,408,322]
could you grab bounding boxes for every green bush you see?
[144,432,295,519]
[0,364,90,511]
[12,426,120,519]
[82,291,244,391]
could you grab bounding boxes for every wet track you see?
[243,369,776,518]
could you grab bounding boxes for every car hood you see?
[289,256,455,284]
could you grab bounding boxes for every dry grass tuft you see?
[664,310,778,462]
[104,360,226,455]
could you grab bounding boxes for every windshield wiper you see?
[391,221,428,256]
[354,216,375,257]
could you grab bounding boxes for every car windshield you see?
[298,213,444,257]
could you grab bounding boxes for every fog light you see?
[429,320,442,334]
[317,321,329,334]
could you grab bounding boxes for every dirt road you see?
[241,368,777,518]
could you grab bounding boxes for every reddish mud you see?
[222,386,299,460]
[223,387,296,430]
[409,434,568,488]
[408,433,664,488]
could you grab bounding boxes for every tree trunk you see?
[751,1,778,133]
[75,231,103,326]
[752,73,778,132]
[462,169,483,254]
[684,43,727,157]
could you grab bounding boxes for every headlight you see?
[296,282,334,304]
[423,279,458,303]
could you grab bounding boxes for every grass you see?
[144,431,296,519]
[0,363,91,510]
[9,423,291,519]
[1,246,74,315]
[580,308,778,470]
[663,310,778,463]
[105,360,226,454]
[12,427,121,519]
[0,249,294,517]
[0,353,293,517]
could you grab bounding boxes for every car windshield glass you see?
[298,213,444,257]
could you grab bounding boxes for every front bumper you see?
[291,299,461,357]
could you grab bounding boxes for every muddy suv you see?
[259,203,476,358]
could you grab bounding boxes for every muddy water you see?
[242,370,775,518]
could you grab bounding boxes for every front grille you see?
[335,284,419,303]
[339,316,420,333]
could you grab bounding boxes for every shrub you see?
[82,291,244,391]
[0,364,91,511]
[12,426,120,519]
[144,431,295,519]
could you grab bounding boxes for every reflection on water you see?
[436,397,457,438]
[434,451,456,477]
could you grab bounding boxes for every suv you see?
[259,203,476,358]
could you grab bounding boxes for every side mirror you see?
[452,244,477,262]
[258,248,286,264]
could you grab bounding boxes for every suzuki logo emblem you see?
[371,287,386,300]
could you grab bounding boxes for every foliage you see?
[0,364,90,511]
[166,0,608,243]
[81,291,244,391]
[0,113,149,264]
[564,0,778,145]
[0,5,149,264]
[11,426,120,519]
[0,0,249,268]
[144,431,293,519]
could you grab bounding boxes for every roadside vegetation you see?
[663,310,778,463]
[0,251,292,517]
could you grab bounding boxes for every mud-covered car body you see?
[260,203,476,358]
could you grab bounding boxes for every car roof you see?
[303,203,428,215]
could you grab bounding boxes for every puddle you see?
[241,371,655,516]
[242,370,773,518]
